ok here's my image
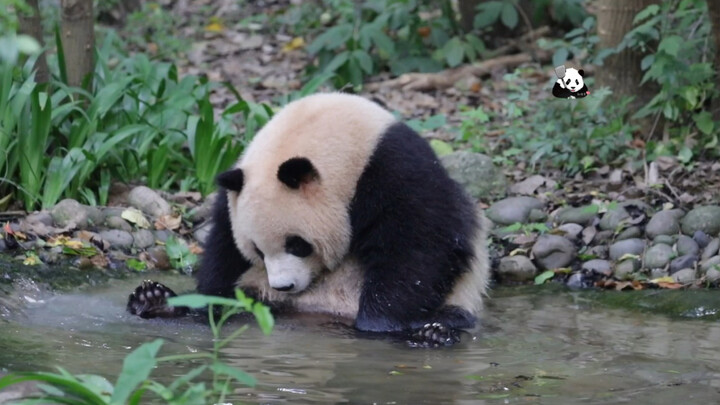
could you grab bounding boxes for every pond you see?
[2,273,720,404]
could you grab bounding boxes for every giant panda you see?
[128,93,490,347]
[552,67,588,99]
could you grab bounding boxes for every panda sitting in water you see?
[552,67,588,99]
[127,93,490,347]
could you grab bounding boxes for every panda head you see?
[563,68,585,92]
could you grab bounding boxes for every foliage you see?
[0,290,274,405]
[123,2,191,59]
[165,235,198,274]
[474,0,588,31]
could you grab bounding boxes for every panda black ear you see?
[578,69,585,77]
[277,157,319,189]
[216,168,244,192]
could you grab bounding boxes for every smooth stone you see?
[187,192,218,223]
[128,186,172,218]
[671,268,696,284]
[700,255,720,273]
[676,235,700,257]
[669,255,697,274]
[486,197,545,226]
[681,205,720,236]
[105,216,132,232]
[566,272,586,289]
[693,230,712,249]
[555,205,598,226]
[650,268,668,279]
[586,245,609,260]
[706,268,720,283]
[440,151,508,200]
[644,243,673,269]
[51,199,90,228]
[132,230,155,249]
[593,230,614,244]
[609,238,646,261]
[598,207,629,231]
[145,246,171,270]
[701,238,720,260]
[153,230,173,243]
[98,230,134,249]
[614,259,639,280]
[531,234,577,270]
[653,235,677,246]
[645,209,683,239]
[616,226,641,241]
[581,259,612,276]
[25,211,53,227]
[527,208,547,223]
[193,223,212,246]
[557,223,583,241]
[497,256,538,282]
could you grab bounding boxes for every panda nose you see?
[273,284,294,292]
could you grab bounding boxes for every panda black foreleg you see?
[127,280,189,319]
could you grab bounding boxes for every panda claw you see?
[127,280,187,319]
[406,322,460,348]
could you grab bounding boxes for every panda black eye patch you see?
[285,235,313,257]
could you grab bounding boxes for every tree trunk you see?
[595,0,661,134]
[707,0,720,120]
[458,0,482,32]
[60,0,94,88]
[17,0,49,84]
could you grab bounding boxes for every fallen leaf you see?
[656,281,684,289]
[121,208,151,229]
[23,253,42,266]
[155,214,182,231]
[282,37,305,52]
[90,254,109,268]
[650,276,675,284]
[205,21,225,33]
[188,242,204,255]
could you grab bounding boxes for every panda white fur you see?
[552,67,588,99]
[129,93,490,345]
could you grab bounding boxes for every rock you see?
[614,259,639,280]
[593,230,614,244]
[693,230,712,249]
[105,216,132,232]
[51,199,91,228]
[650,268,668,279]
[586,245,608,260]
[566,272,587,289]
[616,226,641,241]
[598,207,629,231]
[102,206,125,219]
[702,238,720,260]
[25,211,53,227]
[497,256,538,282]
[527,208,547,223]
[509,175,547,195]
[669,255,697,274]
[128,186,172,218]
[85,206,104,226]
[145,246,171,270]
[671,268,696,284]
[608,169,623,190]
[643,243,673,269]
[98,230,134,249]
[440,151,507,200]
[706,268,720,283]
[193,223,212,245]
[653,235,677,246]
[700,256,720,273]
[555,205,598,226]
[676,235,700,257]
[153,230,173,243]
[645,209,683,239]
[557,223,583,241]
[132,230,155,249]
[187,192,218,223]
[581,259,612,276]
[681,205,720,236]
[609,238,646,261]
[486,197,544,226]
[531,235,577,270]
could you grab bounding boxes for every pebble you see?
[98,230,134,249]
[566,272,587,289]
[581,259,612,276]
[557,223,583,241]
[676,235,699,257]
[25,211,53,227]
[527,208,547,223]
[706,268,720,283]
[609,238,645,261]
[598,207,629,231]
[653,235,677,246]
[128,186,172,218]
[644,243,673,269]
[193,223,212,246]
[701,238,720,260]
[645,209,683,239]
[555,205,598,226]
[681,205,720,236]
[700,255,720,273]
[616,226,641,241]
[486,197,544,226]
[593,230,614,244]
[105,216,132,232]
[672,268,696,284]
[693,230,712,249]
[497,256,538,282]
[669,255,697,274]
[132,230,155,249]
[187,191,218,223]
[586,245,608,260]
[153,230,173,243]
[51,199,91,228]
[614,259,639,280]
[650,268,668,279]
[440,151,508,200]
[531,235,577,270]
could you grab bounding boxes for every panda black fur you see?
[128,93,490,346]
[553,68,588,99]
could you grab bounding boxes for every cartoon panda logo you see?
[552,65,589,99]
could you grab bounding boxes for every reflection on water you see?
[2,276,720,404]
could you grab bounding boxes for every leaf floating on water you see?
[121,208,151,229]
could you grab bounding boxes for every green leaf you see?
[127,258,147,272]
[430,140,453,157]
[640,54,654,71]
[552,48,569,69]
[677,146,692,164]
[352,50,373,74]
[633,4,660,24]
[693,111,714,135]
[252,302,275,335]
[111,339,164,404]
[534,270,555,285]
[500,2,519,29]
[658,35,682,57]
[474,1,503,28]
[211,362,256,387]
[168,294,247,309]
[443,37,464,68]
[323,51,350,74]
[15,34,41,55]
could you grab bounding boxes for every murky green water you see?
[2,274,720,404]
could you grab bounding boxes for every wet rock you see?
[586,245,609,260]
[193,223,212,245]
[701,238,720,260]
[644,243,673,269]
[677,235,700,257]
[128,186,172,218]
[132,230,155,249]
[681,205,720,236]
[653,235,677,246]
[616,226,642,241]
[593,230,614,244]
[486,197,544,226]
[497,256,537,282]
[598,207,629,231]
[566,272,587,289]
[645,209,683,239]
[693,230,712,249]
[672,268,696,284]
[187,192,218,223]
[105,216,132,232]
[531,235,577,270]
[51,199,90,228]
[527,208,547,223]
[145,246,171,270]
[581,259,612,276]
[700,256,720,272]
[557,223,583,241]
[555,205,598,226]
[98,230,134,249]
[440,151,507,200]
[614,259,639,280]
[669,255,697,274]
[609,238,645,261]
[706,268,720,283]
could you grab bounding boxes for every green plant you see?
[0,290,274,404]
[165,235,198,274]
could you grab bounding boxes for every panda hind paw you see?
[406,322,460,348]
[127,280,187,319]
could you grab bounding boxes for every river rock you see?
[616,226,642,240]
[132,230,155,249]
[128,186,172,218]
[702,238,720,260]
[672,268,696,284]
[681,205,720,236]
[581,259,612,276]
[440,151,507,200]
[105,216,132,232]
[586,245,609,260]
[677,235,699,257]
[555,205,598,226]
[645,209,683,239]
[557,223,583,241]
[486,197,544,226]
[706,268,720,283]
[527,208,547,223]
[25,211,53,227]
[644,243,673,269]
[599,207,629,231]
[193,223,212,245]
[98,230,134,249]
[693,230,712,248]
[669,255,697,274]
[593,230,614,244]
[566,272,589,289]
[614,259,639,280]
[609,238,645,261]
[653,235,677,246]
[700,255,720,273]
[187,192,218,223]
[153,230,173,243]
[531,235,577,270]
[650,268,668,279]
[51,199,91,228]
[497,256,537,282]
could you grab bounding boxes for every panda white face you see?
[562,68,584,92]
[252,234,325,293]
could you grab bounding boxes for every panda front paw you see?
[127,280,187,319]
[406,322,460,348]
